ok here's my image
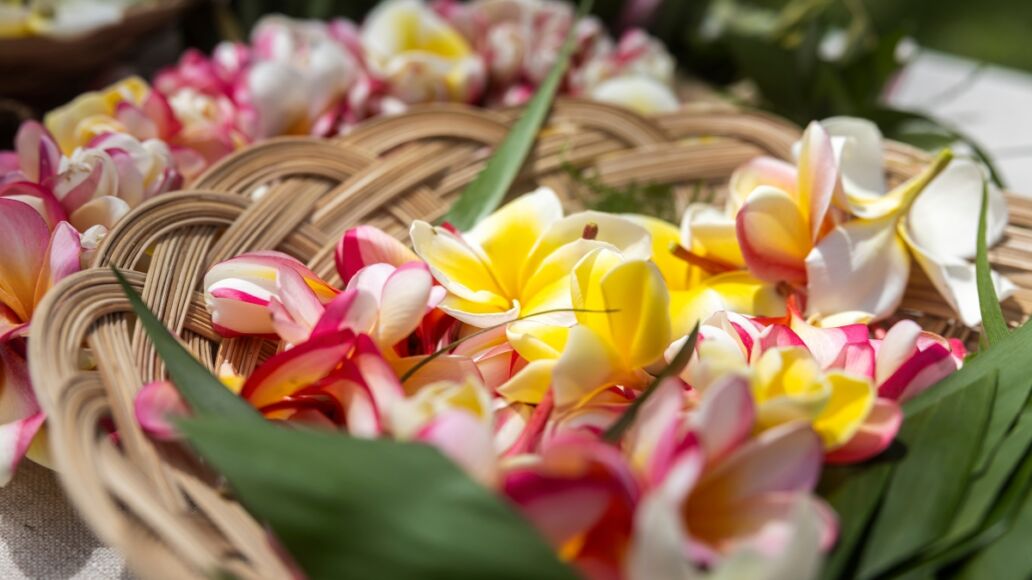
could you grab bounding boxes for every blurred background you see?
[2,0,1031,187]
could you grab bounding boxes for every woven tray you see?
[27,101,1032,580]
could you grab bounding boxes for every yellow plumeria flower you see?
[752,347,874,451]
[361,0,484,103]
[410,187,651,333]
[630,215,784,338]
[500,248,671,410]
[43,76,151,153]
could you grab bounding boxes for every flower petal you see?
[134,380,188,440]
[589,75,679,115]
[0,199,50,322]
[32,222,81,308]
[241,329,356,408]
[69,196,131,231]
[497,359,557,404]
[736,186,811,284]
[805,217,910,322]
[728,157,797,213]
[335,225,418,284]
[465,186,563,298]
[797,122,838,240]
[376,262,434,348]
[552,325,622,410]
[694,375,756,464]
[900,218,1016,327]
[14,121,61,183]
[812,371,875,450]
[821,116,886,202]
[907,159,1007,260]
[825,398,901,464]
[600,259,671,369]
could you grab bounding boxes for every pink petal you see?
[698,422,823,502]
[877,343,956,402]
[310,288,378,338]
[694,375,756,465]
[798,122,838,240]
[0,337,43,486]
[875,319,921,385]
[14,121,60,183]
[349,334,405,413]
[241,329,356,408]
[33,222,81,307]
[0,181,67,228]
[134,381,188,440]
[825,398,902,464]
[0,199,50,322]
[376,262,433,348]
[270,266,327,343]
[336,225,418,284]
[729,156,798,210]
[417,410,497,485]
[758,324,805,352]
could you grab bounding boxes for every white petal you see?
[821,116,886,201]
[805,217,910,322]
[907,158,1007,260]
[589,76,680,115]
[900,219,1016,327]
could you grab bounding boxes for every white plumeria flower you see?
[807,117,1013,327]
[589,75,679,115]
[361,0,485,104]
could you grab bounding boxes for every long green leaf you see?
[179,416,575,580]
[857,371,996,578]
[903,318,1032,471]
[442,0,594,230]
[956,450,1032,580]
[976,180,1009,346]
[113,267,260,421]
[603,322,699,442]
[817,460,896,580]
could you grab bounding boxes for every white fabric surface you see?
[0,462,128,579]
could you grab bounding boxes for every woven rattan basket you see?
[27,101,1032,580]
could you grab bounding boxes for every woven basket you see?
[27,101,1032,580]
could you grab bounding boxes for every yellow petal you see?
[813,371,875,450]
[626,214,690,289]
[552,325,622,410]
[737,186,812,284]
[845,149,952,219]
[600,259,671,370]
[571,247,625,337]
[669,271,785,338]
[497,359,558,404]
[506,320,570,361]
[466,187,563,299]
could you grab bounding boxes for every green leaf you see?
[976,180,1009,346]
[857,371,997,578]
[603,322,699,443]
[818,459,896,580]
[956,450,1032,580]
[903,319,1032,472]
[112,267,260,421]
[179,416,575,580]
[442,0,594,230]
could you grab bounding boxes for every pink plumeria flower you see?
[0,198,82,484]
[626,376,837,571]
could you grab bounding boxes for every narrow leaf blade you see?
[113,267,260,421]
[179,417,575,580]
[857,371,997,578]
[976,180,1008,345]
[603,322,699,442]
[442,0,594,230]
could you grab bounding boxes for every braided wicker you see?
[27,101,1032,580]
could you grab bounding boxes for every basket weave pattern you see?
[27,101,1032,579]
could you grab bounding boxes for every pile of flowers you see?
[130,113,1005,574]
[7,0,676,185]
[0,0,680,485]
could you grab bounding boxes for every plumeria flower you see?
[625,376,836,568]
[246,15,360,137]
[361,0,485,104]
[411,187,651,330]
[631,214,784,339]
[203,251,338,337]
[502,432,640,577]
[807,117,1013,326]
[0,198,81,485]
[389,376,498,485]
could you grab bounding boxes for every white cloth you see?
[0,462,128,579]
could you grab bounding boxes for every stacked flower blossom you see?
[0,0,679,485]
[130,117,1001,575]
